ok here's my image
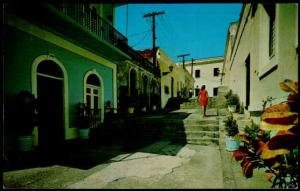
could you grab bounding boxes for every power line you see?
[128,29,152,37]
[131,32,151,48]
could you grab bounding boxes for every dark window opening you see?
[87,74,100,86]
[195,70,200,78]
[37,60,63,78]
[213,68,219,77]
[213,88,218,96]
[164,86,169,94]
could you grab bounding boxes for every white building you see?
[183,57,224,98]
[222,3,298,114]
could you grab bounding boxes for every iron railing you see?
[51,3,160,77]
[75,103,101,129]
[52,4,128,49]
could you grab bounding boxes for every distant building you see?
[139,48,194,108]
[183,57,224,98]
[222,3,298,115]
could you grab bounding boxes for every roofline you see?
[178,56,224,65]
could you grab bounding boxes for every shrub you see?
[224,112,239,137]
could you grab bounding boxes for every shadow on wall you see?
[164,97,189,111]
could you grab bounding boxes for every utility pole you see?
[143,11,165,68]
[191,58,194,77]
[177,54,190,69]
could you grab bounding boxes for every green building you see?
[3,3,136,152]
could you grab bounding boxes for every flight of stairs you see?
[126,109,220,146]
[166,116,220,146]
[180,97,218,110]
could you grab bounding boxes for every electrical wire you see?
[131,32,151,48]
[128,29,152,37]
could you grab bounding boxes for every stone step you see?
[183,124,219,131]
[172,137,219,146]
[183,119,219,126]
[175,130,219,138]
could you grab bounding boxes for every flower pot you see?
[228,105,236,113]
[152,105,157,111]
[79,129,90,139]
[225,136,240,151]
[128,107,134,114]
[18,135,34,151]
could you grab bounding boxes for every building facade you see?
[221,3,298,114]
[3,3,159,152]
[139,48,194,108]
[184,57,224,98]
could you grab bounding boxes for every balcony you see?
[51,4,128,52]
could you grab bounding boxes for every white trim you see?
[37,73,63,80]
[84,70,105,123]
[31,55,73,143]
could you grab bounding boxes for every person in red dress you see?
[198,85,208,117]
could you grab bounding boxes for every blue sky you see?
[115,3,242,62]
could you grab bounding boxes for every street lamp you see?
[162,65,174,76]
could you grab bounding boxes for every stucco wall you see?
[223,4,298,112]
[185,61,223,97]
[4,25,115,141]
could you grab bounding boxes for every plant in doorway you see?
[15,91,38,151]
[126,96,135,114]
[223,112,240,151]
[225,90,240,113]
[74,103,92,139]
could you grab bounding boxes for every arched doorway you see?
[129,69,137,97]
[36,60,64,149]
[142,75,148,108]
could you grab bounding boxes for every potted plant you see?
[223,112,240,151]
[139,93,148,113]
[74,103,91,139]
[15,91,38,151]
[232,79,298,188]
[127,96,135,114]
[225,90,240,112]
[151,93,160,111]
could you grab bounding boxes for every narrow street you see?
[3,108,271,189]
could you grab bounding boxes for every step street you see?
[3,108,271,189]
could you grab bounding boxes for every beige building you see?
[184,57,224,98]
[139,48,194,108]
[222,3,298,113]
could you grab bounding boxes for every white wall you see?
[185,60,223,98]
[223,4,298,112]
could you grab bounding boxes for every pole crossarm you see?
[177,54,190,69]
[143,11,165,68]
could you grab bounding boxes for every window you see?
[264,4,276,57]
[164,86,169,94]
[195,70,200,78]
[86,74,100,110]
[213,68,219,77]
[213,88,218,96]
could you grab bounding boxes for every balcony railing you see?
[51,3,160,77]
[52,4,128,49]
